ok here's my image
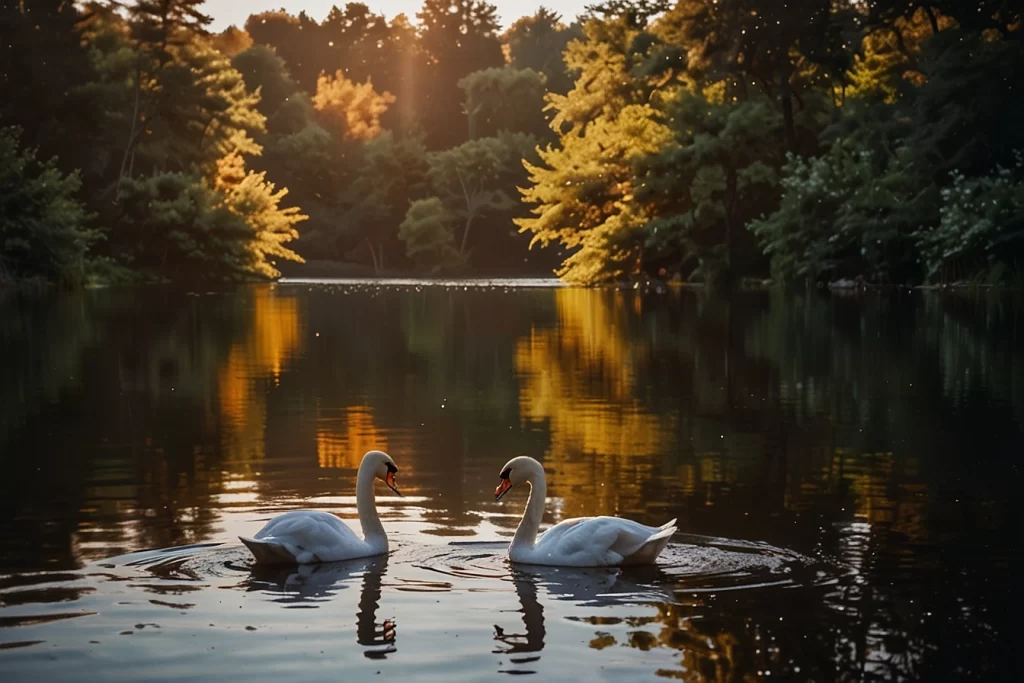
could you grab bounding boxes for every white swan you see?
[239,450,401,565]
[494,456,677,567]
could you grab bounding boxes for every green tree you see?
[112,154,304,282]
[459,67,551,139]
[399,197,465,274]
[0,0,101,173]
[0,127,98,285]
[502,8,583,95]
[244,10,321,92]
[637,93,784,286]
[343,132,430,271]
[748,140,922,284]
[916,154,1024,283]
[426,133,536,262]
[658,0,855,152]
[231,45,301,121]
[417,0,505,148]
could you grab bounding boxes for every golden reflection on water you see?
[318,405,390,470]
[218,288,302,474]
[514,288,673,519]
[0,285,1018,681]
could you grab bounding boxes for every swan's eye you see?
[500,467,511,479]
[386,463,397,474]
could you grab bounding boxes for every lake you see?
[0,280,1019,681]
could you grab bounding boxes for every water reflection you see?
[493,573,544,666]
[246,555,397,658]
[0,283,1019,681]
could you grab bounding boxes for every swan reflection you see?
[494,564,677,675]
[246,555,396,657]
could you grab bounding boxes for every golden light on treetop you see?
[312,70,396,141]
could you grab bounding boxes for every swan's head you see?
[364,450,401,496]
[494,456,541,501]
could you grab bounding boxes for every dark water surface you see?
[0,281,1019,681]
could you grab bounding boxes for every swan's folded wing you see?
[536,517,661,565]
[254,510,361,547]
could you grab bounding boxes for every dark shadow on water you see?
[245,555,397,658]
[494,570,545,675]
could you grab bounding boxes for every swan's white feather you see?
[499,455,677,567]
[239,510,373,564]
[514,515,678,567]
[238,450,397,565]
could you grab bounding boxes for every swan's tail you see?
[658,518,678,531]
[239,536,297,565]
[626,524,677,565]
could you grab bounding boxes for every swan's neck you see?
[356,464,387,548]
[511,470,546,551]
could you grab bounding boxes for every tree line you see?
[1,0,1021,287]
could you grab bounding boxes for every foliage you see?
[425,133,538,265]
[459,67,550,140]
[749,142,922,283]
[416,0,505,148]
[399,198,465,274]
[4,0,1024,285]
[112,155,304,282]
[917,154,1024,282]
[0,127,98,285]
[211,25,253,56]
[312,71,396,142]
[231,45,301,120]
[637,93,784,284]
[518,103,672,284]
[516,16,678,284]
[337,132,431,270]
[501,9,583,95]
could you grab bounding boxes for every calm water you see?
[0,281,1019,681]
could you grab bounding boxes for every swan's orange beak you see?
[385,470,401,496]
[495,477,512,501]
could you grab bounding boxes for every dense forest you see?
[1,0,1021,287]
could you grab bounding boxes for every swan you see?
[239,450,401,565]
[494,456,677,567]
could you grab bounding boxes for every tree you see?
[212,152,307,279]
[584,0,671,28]
[459,67,550,139]
[658,0,855,153]
[748,140,922,284]
[515,17,675,284]
[105,1,265,196]
[399,197,465,274]
[111,155,304,282]
[0,127,98,285]
[636,93,784,286]
[416,0,505,148]
[244,10,322,92]
[231,45,300,120]
[312,70,395,142]
[211,25,252,56]
[502,8,583,95]
[0,0,100,167]
[343,132,430,272]
[426,133,535,261]
[916,154,1024,283]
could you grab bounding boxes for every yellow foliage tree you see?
[213,152,306,278]
[312,70,396,141]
